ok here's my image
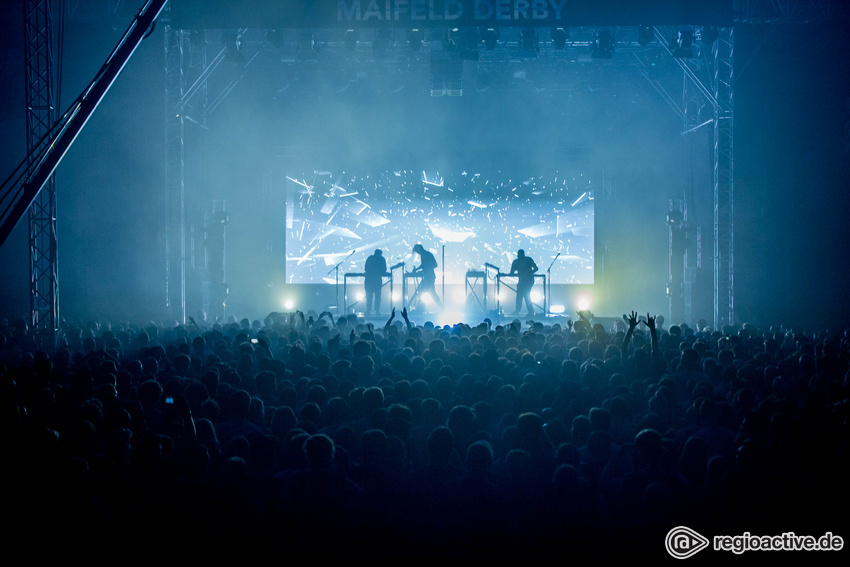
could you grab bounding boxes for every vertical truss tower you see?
[25,0,59,347]
[164,20,188,323]
[712,27,734,329]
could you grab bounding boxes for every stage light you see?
[265,29,283,48]
[482,28,499,51]
[531,290,543,303]
[701,26,719,46]
[392,291,402,302]
[374,28,393,54]
[551,28,568,50]
[298,30,318,61]
[672,27,694,58]
[343,29,358,51]
[455,27,480,61]
[284,299,295,310]
[637,26,653,47]
[422,293,434,305]
[357,291,365,301]
[519,28,539,57]
[191,30,206,49]
[222,29,244,62]
[430,53,447,97]
[408,29,424,51]
[591,29,613,59]
[576,294,592,311]
[550,304,566,314]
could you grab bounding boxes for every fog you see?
[1,3,848,328]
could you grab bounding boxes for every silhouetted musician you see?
[509,249,538,315]
[364,249,388,315]
[409,244,442,310]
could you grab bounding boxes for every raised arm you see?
[646,313,660,362]
[401,307,413,330]
[621,310,639,352]
[384,307,396,334]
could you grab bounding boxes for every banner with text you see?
[170,0,733,29]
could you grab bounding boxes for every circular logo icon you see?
[666,526,710,559]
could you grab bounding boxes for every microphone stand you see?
[546,252,561,317]
[329,249,356,313]
[441,244,446,310]
[483,263,500,312]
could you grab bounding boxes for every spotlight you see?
[550,305,566,314]
[298,30,318,61]
[672,27,694,58]
[357,291,365,301]
[284,299,295,310]
[551,27,568,50]
[456,28,480,61]
[701,26,719,46]
[343,29,358,51]
[374,28,393,54]
[637,25,653,47]
[576,294,592,311]
[265,29,282,48]
[430,63,446,96]
[446,57,463,96]
[591,29,613,59]
[191,30,206,49]
[482,28,499,51]
[222,29,244,62]
[422,293,434,305]
[408,29,424,51]
[531,290,543,303]
[519,28,539,57]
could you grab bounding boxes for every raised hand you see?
[624,310,639,330]
[646,313,656,331]
[384,308,396,333]
[401,307,412,329]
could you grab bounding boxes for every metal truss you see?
[25,0,59,348]
[164,24,266,322]
[164,23,188,323]
[712,28,734,328]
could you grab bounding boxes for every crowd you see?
[2,307,848,558]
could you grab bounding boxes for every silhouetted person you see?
[364,249,387,315]
[410,244,442,310]
[510,249,538,315]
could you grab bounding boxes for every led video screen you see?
[285,169,594,284]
